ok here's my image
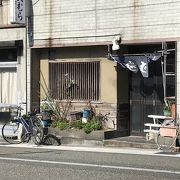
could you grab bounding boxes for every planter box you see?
[47,127,120,146]
[48,127,105,140]
[160,126,177,137]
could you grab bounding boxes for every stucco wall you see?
[40,55,49,101]
[100,58,117,103]
[39,46,117,103]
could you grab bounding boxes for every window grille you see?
[49,61,100,101]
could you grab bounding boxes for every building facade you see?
[1,0,179,137]
[0,0,27,109]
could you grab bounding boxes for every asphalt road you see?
[0,145,179,180]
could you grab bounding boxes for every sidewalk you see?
[0,126,158,150]
[104,136,158,149]
[0,142,180,158]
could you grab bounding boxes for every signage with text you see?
[10,0,25,24]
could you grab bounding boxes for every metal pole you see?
[164,53,167,105]
[161,42,167,106]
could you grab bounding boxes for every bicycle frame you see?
[16,117,34,136]
[14,104,37,140]
[2,103,44,145]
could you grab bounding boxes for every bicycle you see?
[2,103,44,145]
[156,125,180,151]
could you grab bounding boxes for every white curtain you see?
[0,69,17,104]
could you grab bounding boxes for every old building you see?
[0,0,26,108]
[1,0,179,138]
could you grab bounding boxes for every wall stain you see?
[133,0,139,38]
[45,0,52,47]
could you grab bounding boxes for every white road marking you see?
[0,156,179,175]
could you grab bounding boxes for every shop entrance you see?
[115,42,175,135]
[129,42,175,134]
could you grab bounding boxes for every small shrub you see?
[83,117,102,134]
[70,121,83,129]
[55,120,70,130]
[53,116,102,134]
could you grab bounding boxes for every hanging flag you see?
[135,56,149,78]
[108,54,126,68]
[124,57,139,73]
[146,54,161,61]
[108,53,161,78]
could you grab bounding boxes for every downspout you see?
[25,17,28,113]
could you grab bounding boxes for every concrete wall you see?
[32,0,180,47]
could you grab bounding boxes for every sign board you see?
[10,0,25,24]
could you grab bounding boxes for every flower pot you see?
[42,119,51,127]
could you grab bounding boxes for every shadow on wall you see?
[27,0,34,47]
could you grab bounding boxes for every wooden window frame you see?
[49,61,100,101]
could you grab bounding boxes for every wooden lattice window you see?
[49,61,100,101]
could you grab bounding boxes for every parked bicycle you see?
[2,103,44,145]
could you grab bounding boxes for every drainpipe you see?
[25,17,28,113]
[25,0,31,113]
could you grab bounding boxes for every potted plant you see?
[163,105,171,116]
[163,99,175,117]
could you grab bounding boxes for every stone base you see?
[47,127,131,146]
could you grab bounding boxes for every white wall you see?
[32,0,180,46]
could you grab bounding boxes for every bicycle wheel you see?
[157,134,177,151]
[42,134,61,146]
[2,120,24,144]
[31,116,44,145]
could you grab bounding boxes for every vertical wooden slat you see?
[80,63,83,100]
[49,61,100,101]
[85,63,88,100]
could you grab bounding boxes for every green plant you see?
[55,120,70,130]
[83,117,102,134]
[70,121,84,129]
[40,71,72,122]
[83,123,93,134]
[163,99,175,112]
[163,105,170,111]
[53,120,84,130]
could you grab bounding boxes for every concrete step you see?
[104,136,158,149]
